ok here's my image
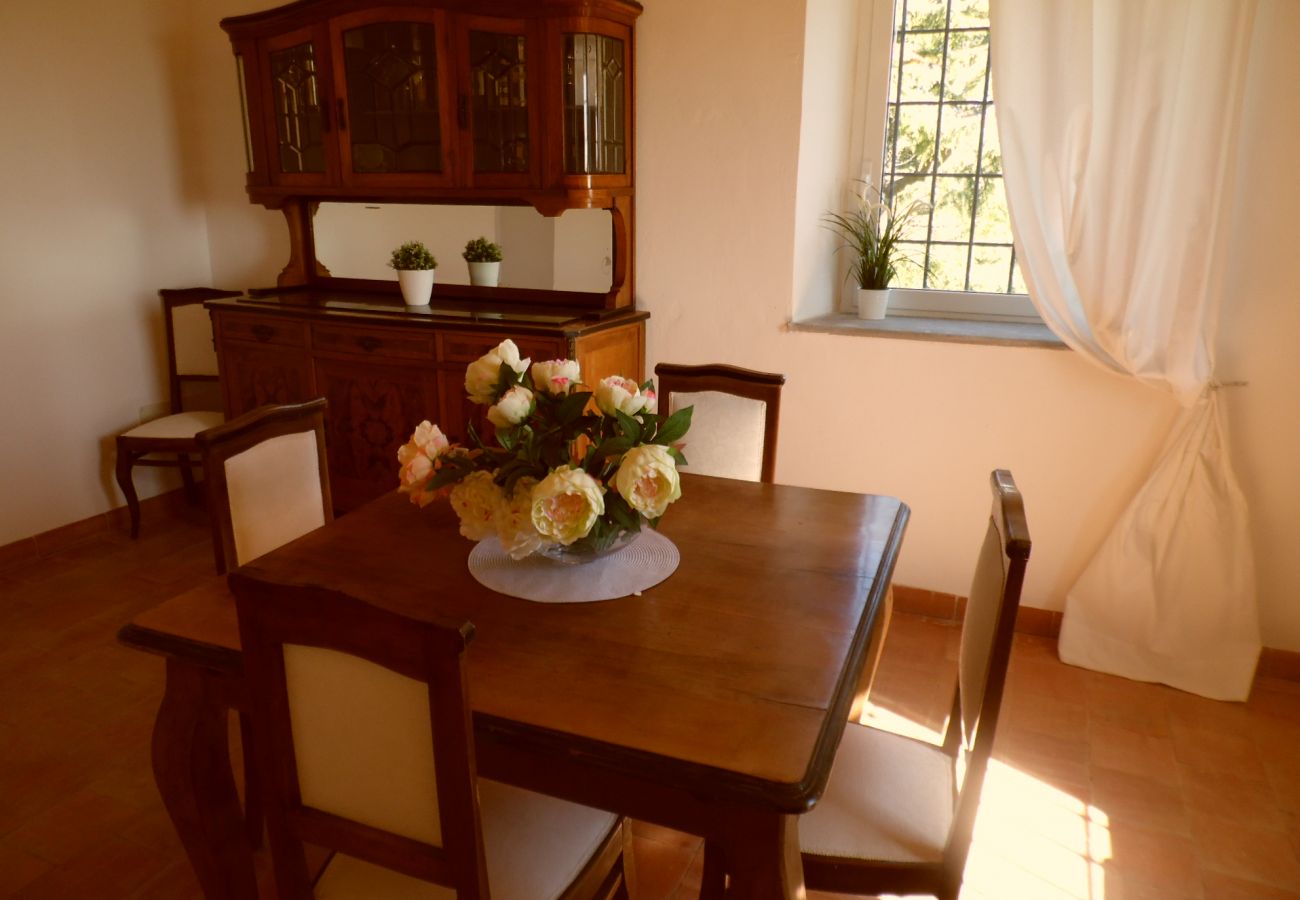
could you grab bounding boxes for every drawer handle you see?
[251,324,275,343]
[356,336,381,352]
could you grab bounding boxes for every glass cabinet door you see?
[268,39,327,175]
[339,19,446,176]
[562,33,626,176]
[468,30,530,175]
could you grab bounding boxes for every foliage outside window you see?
[882,0,1027,297]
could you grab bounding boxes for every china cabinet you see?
[221,0,641,308]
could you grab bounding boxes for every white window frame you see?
[846,0,1039,323]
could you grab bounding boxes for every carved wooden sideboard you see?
[209,290,646,511]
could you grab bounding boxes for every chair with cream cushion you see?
[196,398,332,574]
[114,287,240,537]
[701,469,1031,900]
[653,363,785,483]
[230,570,633,900]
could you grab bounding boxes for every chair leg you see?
[114,444,142,539]
[178,453,200,505]
[238,712,264,849]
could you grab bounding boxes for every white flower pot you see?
[397,268,435,306]
[857,288,890,320]
[468,261,501,287]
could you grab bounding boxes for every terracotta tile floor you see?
[2,504,1300,899]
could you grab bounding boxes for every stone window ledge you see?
[789,313,1066,349]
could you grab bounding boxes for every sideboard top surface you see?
[206,290,648,338]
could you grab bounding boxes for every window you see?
[863,0,1035,320]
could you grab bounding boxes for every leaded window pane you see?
[342,21,442,174]
[563,34,625,175]
[883,0,1020,293]
[270,42,326,174]
[469,31,529,174]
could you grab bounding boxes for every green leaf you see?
[668,447,688,467]
[654,405,693,445]
[614,409,642,443]
[556,391,593,425]
[591,435,634,464]
[605,493,640,530]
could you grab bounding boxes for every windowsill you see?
[789,312,1066,349]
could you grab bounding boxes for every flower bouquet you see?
[397,339,692,561]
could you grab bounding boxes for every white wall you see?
[635,0,1300,651]
[1219,0,1300,653]
[0,0,216,543]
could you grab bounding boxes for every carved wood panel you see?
[221,343,316,417]
[314,356,439,510]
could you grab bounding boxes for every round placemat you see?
[467,530,680,603]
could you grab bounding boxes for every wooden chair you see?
[196,397,333,847]
[196,398,332,575]
[653,363,785,483]
[114,287,240,537]
[230,569,634,900]
[702,470,1031,900]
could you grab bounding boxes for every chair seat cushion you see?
[314,778,618,900]
[800,723,955,864]
[120,410,224,441]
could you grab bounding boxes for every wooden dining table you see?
[118,473,908,899]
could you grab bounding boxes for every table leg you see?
[151,658,259,900]
[716,812,804,899]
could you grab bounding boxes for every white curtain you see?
[989,0,1260,700]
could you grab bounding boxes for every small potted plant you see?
[389,240,438,306]
[824,183,928,319]
[462,236,503,287]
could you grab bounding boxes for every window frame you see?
[847,0,1038,322]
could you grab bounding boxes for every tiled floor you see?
[2,504,1299,899]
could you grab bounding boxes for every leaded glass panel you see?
[342,21,442,174]
[270,42,326,174]
[469,31,529,174]
[563,34,625,175]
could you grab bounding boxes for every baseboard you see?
[1258,647,1300,682]
[893,584,1296,685]
[0,488,193,571]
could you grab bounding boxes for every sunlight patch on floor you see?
[960,760,1110,900]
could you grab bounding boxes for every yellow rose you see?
[530,467,605,545]
[465,339,530,405]
[531,359,582,396]
[594,375,649,417]
[614,444,682,519]
[486,385,534,429]
[494,477,548,559]
[449,470,502,541]
[397,421,452,507]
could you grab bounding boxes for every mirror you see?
[313,203,614,293]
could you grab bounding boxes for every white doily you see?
[467,530,680,603]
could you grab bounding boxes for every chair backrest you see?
[197,398,333,574]
[942,469,1030,889]
[230,570,490,898]
[161,288,240,414]
[653,363,785,483]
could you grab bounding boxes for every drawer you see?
[438,331,564,365]
[218,314,309,348]
[312,324,435,361]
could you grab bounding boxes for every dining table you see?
[118,473,908,899]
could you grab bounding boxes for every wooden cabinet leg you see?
[151,659,259,900]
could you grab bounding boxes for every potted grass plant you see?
[462,236,503,287]
[389,240,438,306]
[824,183,928,319]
